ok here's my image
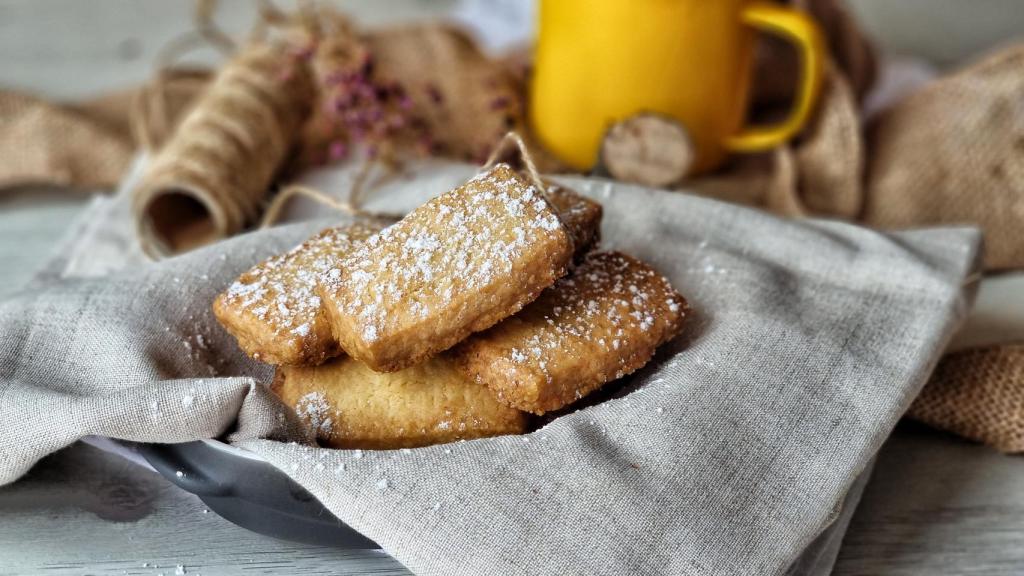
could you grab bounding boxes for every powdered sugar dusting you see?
[218,221,384,353]
[321,164,568,353]
[295,391,334,437]
[461,252,687,413]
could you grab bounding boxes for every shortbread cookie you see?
[319,164,574,372]
[213,221,386,366]
[272,355,527,449]
[214,188,597,367]
[455,251,687,415]
[546,182,602,259]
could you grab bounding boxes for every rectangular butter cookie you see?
[318,164,575,372]
[214,184,599,368]
[546,182,602,259]
[272,355,527,449]
[213,221,386,366]
[455,251,688,415]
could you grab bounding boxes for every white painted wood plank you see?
[835,423,1024,575]
[0,443,412,576]
[0,0,455,100]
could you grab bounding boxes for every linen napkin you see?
[0,164,979,576]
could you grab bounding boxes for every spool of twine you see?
[132,42,314,258]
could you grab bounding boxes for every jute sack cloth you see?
[909,344,1024,452]
[862,43,1024,271]
[0,159,979,575]
[0,90,134,190]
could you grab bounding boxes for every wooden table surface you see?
[2,1,1022,574]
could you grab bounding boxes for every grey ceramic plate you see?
[134,439,378,548]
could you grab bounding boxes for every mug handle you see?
[725,2,826,152]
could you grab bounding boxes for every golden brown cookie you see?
[213,221,386,366]
[546,182,602,259]
[273,355,527,449]
[455,251,687,415]
[318,164,574,372]
[214,185,599,368]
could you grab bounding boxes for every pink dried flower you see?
[328,141,348,161]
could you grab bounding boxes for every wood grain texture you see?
[0,443,412,576]
[834,423,1024,575]
[0,0,457,100]
[0,190,87,300]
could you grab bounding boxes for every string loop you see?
[481,132,548,196]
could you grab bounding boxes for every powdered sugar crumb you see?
[472,252,686,403]
[219,222,384,348]
[320,164,568,350]
[295,391,333,437]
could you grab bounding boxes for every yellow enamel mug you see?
[530,0,826,175]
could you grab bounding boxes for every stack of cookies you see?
[214,165,688,449]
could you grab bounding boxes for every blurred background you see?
[4,0,1024,99]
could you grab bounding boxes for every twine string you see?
[479,131,577,254]
[259,184,361,228]
[192,0,237,54]
[481,132,548,196]
[259,156,399,228]
[131,0,235,153]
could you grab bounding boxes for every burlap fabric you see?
[0,90,134,190]
[863,44,1024,272]
[0,71,210,192]
[909,344,1024,452]
[696,41,1024,273]
[694,60,863,220]
[1,158,979,574]
[754,0,877,106]
[302,22,525,167]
